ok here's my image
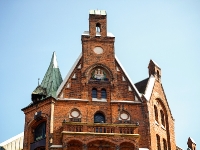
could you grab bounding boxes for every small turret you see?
[187,137,196,150]
[31,52,63,103]
[148,59,161,82]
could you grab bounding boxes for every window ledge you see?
[161,124,166,130]
[92,98,107,102]
[155,121,159,126]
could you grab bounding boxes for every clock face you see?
[93,47,103,54]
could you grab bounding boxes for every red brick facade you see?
[22,10,176,150]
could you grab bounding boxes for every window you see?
[94,112,105,123]
[154,105,158,123]
[156,134,161,150]
[101,89,107,99]
[92,88,97,98]
[157,70,160,79]
[163,139,167,150]
[34,122,46,141]
[70,109,81,122]
[96,23,101,32]
[160,110,165,127]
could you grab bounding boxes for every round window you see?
[71,110,80,118]
[120,112,129,120]
[93,47,103,54]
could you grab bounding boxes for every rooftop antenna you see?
[38,78,40,86]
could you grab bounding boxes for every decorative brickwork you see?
[22,10,176,150]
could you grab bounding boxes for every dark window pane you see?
[101,89,106,99]
[92,88,97,98]
[35,122,46,141]
[94,113,105,123]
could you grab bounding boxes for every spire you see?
[40,52,63,98]
[31,52,63,102]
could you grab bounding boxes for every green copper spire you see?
[40,52,63,98]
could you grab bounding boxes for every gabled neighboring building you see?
[21,10,178,150]
[0,132,24,150]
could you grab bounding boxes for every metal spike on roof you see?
[40,52,63,98]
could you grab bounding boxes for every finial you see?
[38,78,40,86]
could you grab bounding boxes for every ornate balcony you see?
[62,122,139,137]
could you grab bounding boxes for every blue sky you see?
[0,1,199,149]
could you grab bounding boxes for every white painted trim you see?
[50,145,63,148]
[82,31,115,37]
[50,102,54,134]
[57,98,89,102]
[56,53,82,97]
[53,52,58,68]
[151,59,160,68]
[189,137,196,144]
[139,148,149,150]
[144,75,155,101]
[111,100,141,104]
[92,98,107,102]
[115,55,142,98]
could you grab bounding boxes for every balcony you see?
[62,122,139,137]
[30,138,46,150]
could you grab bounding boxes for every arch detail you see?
[83,63,114,82]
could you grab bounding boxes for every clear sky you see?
[0,1,199,149]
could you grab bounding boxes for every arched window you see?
[163,139,167,150]
[156,134,161,150]
[96,23,101,32]
[92,88,97,98]
[101,89,107,99]
[160,110,165,127]
[94,112,105,123]
[157,70,160,79]
[154,105,158,123]
[34,122,46,141]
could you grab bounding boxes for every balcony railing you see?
[69,118,81,122]
[62,122,139,136]
[30,138,46,150]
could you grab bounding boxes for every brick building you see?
[22,10,177,150]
